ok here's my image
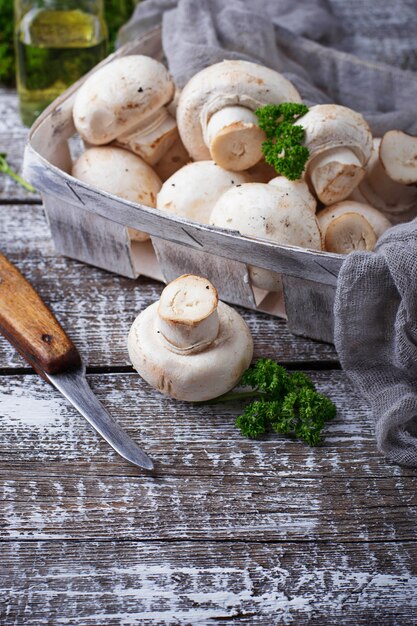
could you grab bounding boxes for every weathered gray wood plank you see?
[1,371,416,542]
[0,203,338,368]
[0,89,39,202]
[1,540,417,625]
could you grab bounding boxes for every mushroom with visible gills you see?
[73,55,177,165]
[210,180,321,291]
[72,146,162,242]
[317,200,391,254]
[128,275,254,401]
[177,60,301,171]
[293,104,373,205]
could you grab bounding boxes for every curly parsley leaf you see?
[205,358,336,447]
[0,154,36,193]
[255,103,309,181]
[272,387,336,446]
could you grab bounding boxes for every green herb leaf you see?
[256,103,309,137]
[272,387,336,446]
[208,358,336,447]
[0,154,36,193]
[236,400,275,439]
[240,357,290,397]
[255,103,310,181]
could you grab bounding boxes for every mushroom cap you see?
[210,182,321,291]
[128,300,253,401]
[73,55,175,145]
[294,104,373,204]
[156,161,251,224]
[356,138,417,223]
[295,104,373,167]
[308,147,366,205]
[72,146,162,242]
[210,183,321,247]
[317,200,391,239]
[268,177,317,213]
[72,146,162,207]
[177,60,301,162]
[379,130,417,185]
[323,212,377,254]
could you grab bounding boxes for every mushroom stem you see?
[116,108,178,165]
[204,106,265,171]
[156,275,220,354]
[309,147,365,205]
[324,212,377,254]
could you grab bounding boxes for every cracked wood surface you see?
[1,89,417,625]
[1,371,417,544]
[2,541,417,625]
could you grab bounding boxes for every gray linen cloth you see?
[120,0,417,466]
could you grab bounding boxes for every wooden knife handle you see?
[0,253,81,374]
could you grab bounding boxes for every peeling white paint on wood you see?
[0,372,416,546]
[2,541,417,624]
[0,89,38,201]
[0,392,65,427]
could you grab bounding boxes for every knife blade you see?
[0,252,153,471]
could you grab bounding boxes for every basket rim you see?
[23,26,345,285]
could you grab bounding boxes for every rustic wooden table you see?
[1,86,417,625]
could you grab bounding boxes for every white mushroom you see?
[72,146,162,242]
[379,130,417,185]
[73,55,177,165]
[317,200,391,254]
[210,181,321,291]
[293,104,373,205]
[177,60,301,172]
[156,161,251,224]
[323,213,377,254]
[127,275,253,401]
[351,138,417,224]
[268,177,317,213]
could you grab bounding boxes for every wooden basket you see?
[22,27,344,344]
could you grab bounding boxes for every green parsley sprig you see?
[0,154,36,193]
[205,358,336,446]
[255,103,309,181]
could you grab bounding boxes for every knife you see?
[0,252,153,471]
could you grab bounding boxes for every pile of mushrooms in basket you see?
[70,54,416,439]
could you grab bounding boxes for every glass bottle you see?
[14,0,108,127]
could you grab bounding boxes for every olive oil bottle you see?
[15,1,108,126]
